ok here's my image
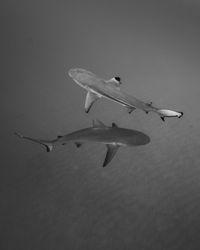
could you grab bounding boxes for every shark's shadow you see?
[15,120,150,167]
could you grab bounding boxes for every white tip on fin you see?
[85,91,99,113]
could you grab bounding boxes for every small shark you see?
[68,68,183,122]
[15,120,150,167]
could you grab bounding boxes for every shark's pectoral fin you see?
[85,91,99,113]
[103,144,120,167]
[127,106,136,114]
[75,142,82,148]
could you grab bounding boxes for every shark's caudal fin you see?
[14,132,53,152]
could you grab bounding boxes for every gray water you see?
[1,0,200,249]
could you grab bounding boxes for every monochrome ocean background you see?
[1,0,200,249]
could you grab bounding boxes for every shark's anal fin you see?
[103,144,120,167]
[85,91,99,113]
[92,119,106,128]
[127,107,136,114]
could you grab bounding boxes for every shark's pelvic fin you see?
[127,106,136,114]
[75,142,82,148]
[85,91,99,113]
[14,132,53,152]
[161,117,165,122]
[92,119,106,128]
[103,144,120,167]
[146,101,153,107]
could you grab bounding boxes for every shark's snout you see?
[134,133,150,145]
[143,134,150,145]
[68,68,77,78]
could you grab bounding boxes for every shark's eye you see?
[114,76,121,82]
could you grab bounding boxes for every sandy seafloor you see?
[1,1,200,249]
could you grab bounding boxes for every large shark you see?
[15,120,150,167]
[68,68,183,122]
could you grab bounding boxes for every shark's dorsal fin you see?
[112,123,118,128]
[92,119,106,128]
[85,91,99,113]
[106,77,122,87]
[103,144,120,167]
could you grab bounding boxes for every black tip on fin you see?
[179,112,184,118]
[44,144,53,152]
[161,117,165,122]
[45,145,50,152]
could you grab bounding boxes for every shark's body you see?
[68,68,183,121]
[15,120,150,167]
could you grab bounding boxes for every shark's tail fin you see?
[14,132,53,152]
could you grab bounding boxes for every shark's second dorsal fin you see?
[92,119,106,128]
[112,123,118,128]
